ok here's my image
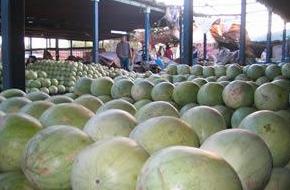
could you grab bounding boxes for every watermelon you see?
[97,99,136,115]
[84,109,137,141]
[239,110,290,167]
[131,80,154,101]
[191,65,203,75]
[97,95,112,103]
[181,106,226,143]
[0,113,42,172]
[19,101,54,119]
[134,99,152,110]
[166,64,178,75]
[130,116,199,154]
[282,63,290,78]
[111,79,134,99]
[71,137,149,190]
[74,95,104,112]
[212,105,234,128]
[73,77,93,96]
[177,64,191,75]
[265,64,282,80]
[135,101,179,123]
[222,81,254,109]
[91,77,114,97]
[272,79,290,93]
[231,107,257,128]
[214,65,226,77]
[0,97,31,113]
[46,95,74,104]
[247,64,265,80]
[264,168,290,190]
[40,103,94,129]
[226,64,242,79]
[0,89,26,98]
[255,83,289,111]
[151,82,174,102]
[201,129,272,190]
[26,91,50,101]
[192,78,207,87]
[179,103,198,116]
[136,146,242,190]
[197,82,224,106]
[22,125,92,189]
[203,66,215,77]
[256,76,270,86]
[0,172,34,190]
[172,81,199,106]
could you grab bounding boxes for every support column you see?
[1,0,25,90]
[266,8,272,63]
[70,40,73,56]
[179,9,184,61]
[144,7,151,61]
[203,33,207,60]
[56,38,60,61]
[239,0,247,65]
[182,0,193,66]
[29,37,33,56]
[282,21,287,62]
[92,0,99,63]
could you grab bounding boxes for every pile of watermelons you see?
[0,60,137,94]
[0,62,289,189]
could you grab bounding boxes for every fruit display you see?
[0,60,137,94]
[0,62,289,189]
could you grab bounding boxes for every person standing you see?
[164,44,174,60]
[116,36,132,71]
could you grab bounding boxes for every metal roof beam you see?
[111,0,165,13]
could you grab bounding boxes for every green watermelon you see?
[71,137,149,190]
[19,101,54,119]
[134,99,152,110]
[222,81,254,109]
[212,105,234,128]
[73,77,93,96]
[0,113,42,172]
[255,83,289,111]
[0,172,34,190]
[84,109,137,141]
[264,168,290,190]
[74,95,104,112]
[135,101,179,122]
[40,103,94,129]
[0,97,31,113]
[231,107,257,128]
[239,110,290,167]
[97,99,136,115]
[111,79,134,99]
[151,82,174,102]
[22,125,92,190]
[201,129,272,190]
[265,64,282,80]
[130,116,199,154]
[0,89,26,98]
[131,80,154,101]
[181,106,226,143]
[172,81,199,106]
[46,95,74,104]
[136,146,242,190]
[197,82,224,106]
[91,77,114,96]
[26,91,50,101]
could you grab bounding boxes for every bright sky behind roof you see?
[156,0,290,41]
